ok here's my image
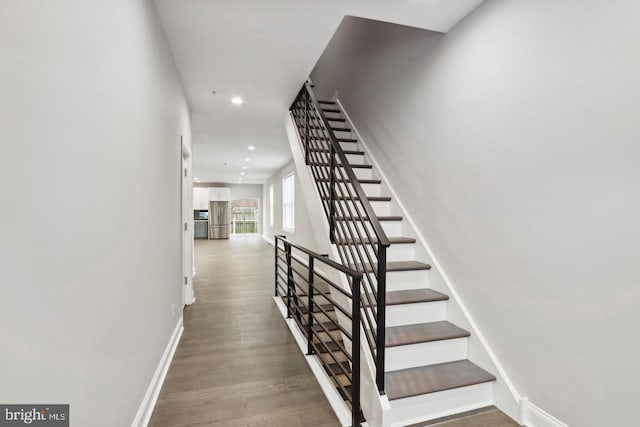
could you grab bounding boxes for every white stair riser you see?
[361,182,382,196]
[386,338,468,372]
[337,242,414,264]
[386,300,447,327]
[386,244,415,262]
[339,142,358,151]
[346,153,366,164]
[386,269,430,291]
[332,182,382,197]
[353,167,376,180]
[336,221,405,243]
[333,200,390,216]
[332,127,352,135]
[387,382,494,427]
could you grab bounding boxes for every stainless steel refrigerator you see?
[208,201,230,239]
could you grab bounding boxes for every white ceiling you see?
[153,0,484,184]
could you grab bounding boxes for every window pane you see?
[269,185,274,227]
[282,173,295,231]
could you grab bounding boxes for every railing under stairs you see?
[274,235,363,426]
[289,81,390,395]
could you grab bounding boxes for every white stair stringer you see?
[335,98,525,425]
[386,300,447,327]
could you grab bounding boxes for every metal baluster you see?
[286,242,292,319]
[304,89,310,165]
[376,244,387,394]
[352,275,362,427]
[274,236,279,297]
[329,142,336,243]
[307,255,315,355]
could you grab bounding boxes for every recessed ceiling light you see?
[247,145,255,151]
[231,96,244,105]
[240,172,245,176]
[242,166,247,170]
[244,158,251,162]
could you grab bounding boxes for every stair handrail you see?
[274,235,363,426]
[302,81,391,248]
[291,81,391,394]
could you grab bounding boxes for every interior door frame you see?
[181,137,195,305]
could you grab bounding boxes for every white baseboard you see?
[521,398,568,427]
[131,317,184,427]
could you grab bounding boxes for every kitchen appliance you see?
[209,201,230,239]
[194,209,209,220]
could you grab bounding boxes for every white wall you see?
[0,1,191,426]
[263,160,319,251]
[311,3,640,426]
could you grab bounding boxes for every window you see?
[269,184,274,228]
[282,173,295,231]
[230,199,259,235]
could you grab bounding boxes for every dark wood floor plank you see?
[148,237,339,427]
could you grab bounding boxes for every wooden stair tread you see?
[315,340,344,354]
[298,303,335,315]
[385,360,496,400]
[309,148,364,155]
[312,162,372,169]
[310,136,357,143]
[322,195,390,201]
[386,288,448,306]
[363,289,447,309]
[336,215,402,222]
[322,108,341,113]
[335,236,417,245]
[309,125,351,132]
[316,178,381,184]
[327,117,346,122]
[352,260,431,273]
[386,321,470,347]
[311,321,340,333]
[318,100,335,105]
[324,361,352,375]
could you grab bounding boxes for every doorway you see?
[231,198,260,236]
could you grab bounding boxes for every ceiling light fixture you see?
[231,96,244,105]
[244,158,251,162]
[247,145,255,151]
[240,172,245,176]
[242,166,247,170]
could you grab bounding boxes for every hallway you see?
[149,237,340,426]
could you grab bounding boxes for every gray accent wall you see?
[311,4,640,426]
[0,1,191,425]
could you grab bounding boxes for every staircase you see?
[285,82,499,427]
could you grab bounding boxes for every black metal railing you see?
[289,81,390,394]
[275,235,363,427]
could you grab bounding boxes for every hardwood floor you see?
[148,237,340,427]
[149,237,519,427]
